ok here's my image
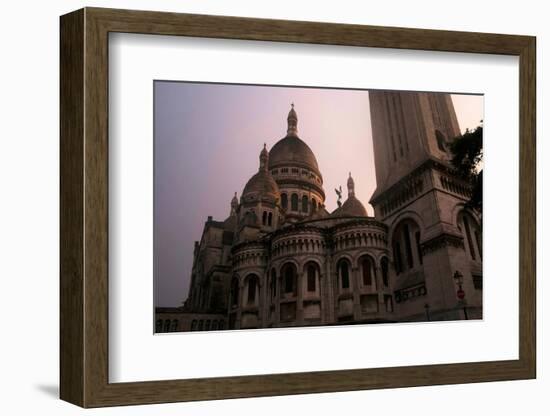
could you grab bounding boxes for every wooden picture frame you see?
[60,7,536,408]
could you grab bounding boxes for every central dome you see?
[268,104,321,176]
[268,135,320,175]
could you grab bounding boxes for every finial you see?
[291,102,294,109]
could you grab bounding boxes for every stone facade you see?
[155,93,482,331]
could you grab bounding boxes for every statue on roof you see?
[335,185,343,207]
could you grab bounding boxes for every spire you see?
[287,103,298,136]
[347,172,355,197]
[259,143,269,171]
[230,192,238,216]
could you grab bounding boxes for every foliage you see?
[450,125,483,211]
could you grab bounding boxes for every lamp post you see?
[453,270,468,320]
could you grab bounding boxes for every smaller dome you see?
[331,196,368,217]
[242,145,280,202]
[331,172,368,217]
[342,196,368,216]
[242,172,280,199]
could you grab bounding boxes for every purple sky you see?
[154,82,483,307]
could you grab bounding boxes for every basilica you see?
[156,91,483,333]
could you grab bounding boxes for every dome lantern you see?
[287,103,298,137]
[259,143,269,171]
[347,172,355,197]
[230,192,239,216]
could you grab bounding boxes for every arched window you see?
[305,262,319,292]
[155,319,162,333]
[311,198,317,213]
[171,319,178,332]
[291,193,299,211]
[392,219,422,275]
[163,320,170,332]
[211,320,218,330]
[246,274,258,304]
[381,257,389,287]
[230,277,239,308]
[219,320,225,330]
[205,320,211,331]
[268,212,273,226]
[435,129,447,152]
[281,193,288,210]
[281,263,297,296]
[302,195,309,213]
[337,259,351,290]
[360,256,376,288]
[191,319,197,331]
[458,211,482,261]
[270,268,277,299]
[198,320,204,331]
[262,211,267,225]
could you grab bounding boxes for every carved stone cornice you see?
[330,218,388,233]
[421,233,464,255]
[231,240,268,255]
[370,157,471,213]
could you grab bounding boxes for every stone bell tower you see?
[369,91,482,321]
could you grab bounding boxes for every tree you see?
[450,125,483,212]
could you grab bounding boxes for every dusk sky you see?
[154,82,483,307]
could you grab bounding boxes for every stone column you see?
[318,270,324,324]
[275,277,281,326]
[297,267,304,325]
[376,266,385,314]
[325,254,335,323]
[258,277,265,328]
[235,281,244,329]
[352,266,361,320]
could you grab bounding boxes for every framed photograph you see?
[60,7,536,408]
